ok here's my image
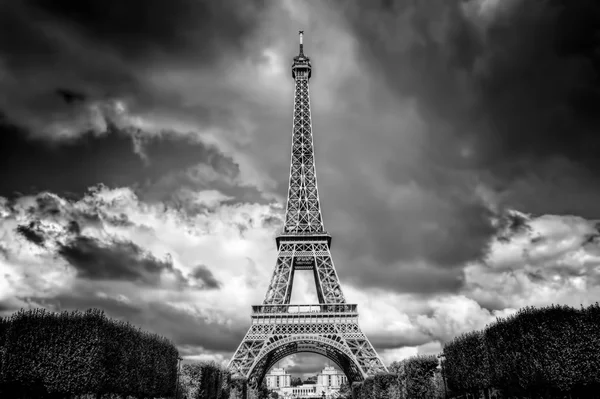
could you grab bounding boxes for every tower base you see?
[228,304,387,387]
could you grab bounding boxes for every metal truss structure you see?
[228,31,387,387]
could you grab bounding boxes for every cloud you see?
[190,265,221,290]
[280,353,339,378]
[1,0,600,377]
[335,0,600,212]
[464,214,600,311]
[250,0,600,294]
[16,222,46,247]
[57,236,194,287]
[0,185,282,349]
[413,295,516,343]
[0,0,271,137]
[2,184,600,371]
[0,115,252,203]
[2,0,599,299]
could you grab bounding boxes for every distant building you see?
[265,368,292,390]
[317,366,347,388]
[269,366,347,398]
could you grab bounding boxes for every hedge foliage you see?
[0,316,9,377]
[180,361,237,399]
[443,303,600,398]
[353,355,439,399]
[443,330,490,395]
[230,377,248,399]
[0,308,179,398]
[351,381,363,399]
[372,373,401,399]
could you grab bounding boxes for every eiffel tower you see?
[228,31,387,387]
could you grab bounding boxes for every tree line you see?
[0,308,179,399]
[6,303,595,398]
[0,307,279,399]
[177,363,277,399]
[442,303,600,399]
[347,355,445,399]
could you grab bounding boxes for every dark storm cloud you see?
[57,234,221,290]
[343,261,464,295]
[136,147,268,208]
[191,265,221,290]
[16,222,46,247]
[338,0,600,212]
[24,0,267,60]
[0,0,270,143]
[56,89,86,105]
[26,293,246,351]
[497,212,531,243]
[317,0,600,292]
[67,220,81,235]
[58,236,174,285]
[0,115,240,200]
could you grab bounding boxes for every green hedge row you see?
[443,303,600,398]
[179,362,237,399]
[352,355,439,399]
[0,308,179,398]
[230,377,248,399]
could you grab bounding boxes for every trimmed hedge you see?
[443,330,490,395]
[353,355,438,399]
[372,373,401,398]
[361,376,375,399]
[231,377,248,399]
[389,355,439,399]
[180,361,237,399]
[0,317,10,381]
[351,381,363,399]
[443,303,600,398]
[0,308,179,398]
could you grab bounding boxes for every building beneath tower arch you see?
[265,366,348,398]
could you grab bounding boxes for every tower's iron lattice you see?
[228,31,387,387]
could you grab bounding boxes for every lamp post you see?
[437,353,448,399]
[175,356,183,399]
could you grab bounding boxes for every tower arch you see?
[247,335,365,387]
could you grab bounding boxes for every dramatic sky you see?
[1,0,600,378]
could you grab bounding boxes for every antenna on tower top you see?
[299,30,304,55]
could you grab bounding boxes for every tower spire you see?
[283,30,322,241]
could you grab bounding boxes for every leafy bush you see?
[0,316,11,383]
[1,308,105,396]
[574,302,600,396]
[444,330,490,394]
[372,372,400,398]
[338,381,352,399]
[485,305,581,396]
[361,376,375,399]
[0,308,178,398]
[442,302,600,398]
[390,355,438,399]
[351,381,362,399]
[180,361,234,399]
[231,377,248,399]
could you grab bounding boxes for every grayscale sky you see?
[0,0,599,377]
